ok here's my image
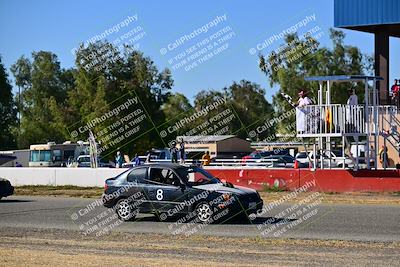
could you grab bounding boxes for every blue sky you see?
[0,0,399,102]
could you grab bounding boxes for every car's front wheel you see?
[195,202,213,223]
[115,199,136,221]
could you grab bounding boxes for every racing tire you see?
[115,198,136,221]
[195,202,213,223]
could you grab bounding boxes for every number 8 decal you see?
[156,189,163,200]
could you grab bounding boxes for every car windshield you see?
[250,152,261,159]
[79,156,90,163]
[296,152,307,158]
[177,166,221,185]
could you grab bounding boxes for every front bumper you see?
[214,194,263,217]
[102,193,116,208]
[0,185,14,198]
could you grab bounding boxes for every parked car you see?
[0,178,14,200]
[264,155,296,168]
[76,155,114,168]
[102,164,263,223]
[295,150,354,168]
[241,150,272,164]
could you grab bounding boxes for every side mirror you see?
[180,183,186,191]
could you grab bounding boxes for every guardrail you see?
[297,104,365,135]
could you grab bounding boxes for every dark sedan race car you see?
[0,178,14,200]
[102,164,263,223]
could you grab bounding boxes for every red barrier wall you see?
[206,168,299,191]
[205,167,400,192]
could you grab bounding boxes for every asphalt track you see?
[0,195,399,242]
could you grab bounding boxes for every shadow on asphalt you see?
[131,214,296,225]
[0,199,35,203]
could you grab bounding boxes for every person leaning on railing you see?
[296,89,312,134]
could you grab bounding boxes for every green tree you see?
[10,56,31,129]
[225,80,274,139]
[162,93,192,123]
[259,29,373,133]
[0,56,17,149]
[67,42,173,157]
[193,80,274,139]
[10,52,70,148]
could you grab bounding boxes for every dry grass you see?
[1,229,400,267]
[15,185,103,198]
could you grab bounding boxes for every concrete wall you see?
[0,168,127,187]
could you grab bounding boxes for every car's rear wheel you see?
[195,202,213,223]
[115,199,136,221]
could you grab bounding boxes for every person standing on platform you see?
[346,89,358,132]
[170,141,178,163]
[391,79,400,108]
[296,90,312,134]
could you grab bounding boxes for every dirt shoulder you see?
[1,227,399,267]
[260,191,400,205]
[14,185,400,205]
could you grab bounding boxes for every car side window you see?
[127,167,147,183]
[148,168,180,186]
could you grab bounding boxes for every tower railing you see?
[297,104,365,136]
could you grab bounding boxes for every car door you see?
[126,167,149,212]
[145,167,188,213]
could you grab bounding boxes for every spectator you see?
[369,145,376,168]
[133,153,141,166]
[346,89,358,106]
[346,89,358,131]
[145,152,151,163]
[296,89,312,133]
[179,138,185,164]
[201,151,211,166]
[391,79,399,107]
[169,141,178,163]
[379,145,389,169]
[66,156,74,168]
[115,151,124,168]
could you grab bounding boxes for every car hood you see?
[192,183,257,195]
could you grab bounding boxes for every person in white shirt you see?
[346,89,358,129]
[347,89,358,106]
[296,90,312,133]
